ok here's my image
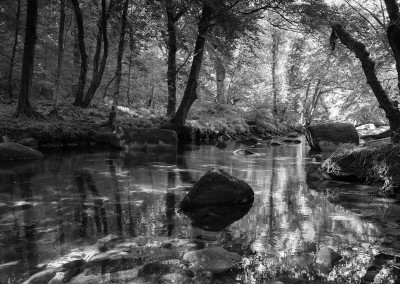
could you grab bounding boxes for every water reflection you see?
[0,142,398,283]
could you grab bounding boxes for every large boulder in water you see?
[305,123,359,152]
[180,168,254,210]
[0,142,44,160]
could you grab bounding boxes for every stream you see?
[1,140,400,283]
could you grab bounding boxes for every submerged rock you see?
[0,142,44,160]
[180,168,254,209]
[305,123,359,152]
[22,268,56,284]
[270,140,282,146]
[183,246,241,273]
[315,246,342,274]
[216,141,228,149]
[233,149,256,155]
[137,259,193,283]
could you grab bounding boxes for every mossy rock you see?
[305,123,359,152]
[321,144,400,193]
[0,142,44,160]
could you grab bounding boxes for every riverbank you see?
[0,100,299,148]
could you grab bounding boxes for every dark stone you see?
[233,149,256,155]
[180,168,254,209]
[216,141,227,149]
[0,142,44,160]
[238,138,258,146]
[270,141,282,146]
[182,202,253,231]
[305,123,359,152]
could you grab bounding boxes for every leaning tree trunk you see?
[16,0,39,117]
[50,0,66,117]
[383,0,400,95]
[8,0,21,100]
[169,3,213,129]
[332,24,400,132]
[82,0,109,108]
[107,0,129,127]
[70,0,88,107]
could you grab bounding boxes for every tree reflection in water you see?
[0,143,399,282]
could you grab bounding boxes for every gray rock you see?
[17,137,38,148]
[22,269,56,284]
[183,246,241,273]
[0,142,44,160]
[180,168,254,209]
[315,246,342,273]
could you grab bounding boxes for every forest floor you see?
[0,98,296,146]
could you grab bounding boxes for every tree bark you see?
[169,3,213,129]
[332,24,400,131]
[383,0,400,95]
[50,0,66,116]
[70,0,88,107]
[82,0,110,108]
[107,0,129,127]
[165,0,178,117]
[214,53,226,104]
[16,0,39,117]
[271,29,281,117]
[8,0,21,100]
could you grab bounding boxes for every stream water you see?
[0,140,399,283]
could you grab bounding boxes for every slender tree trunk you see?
[82,0,109,108]
[107,0,129,127]
[126,47,133,106]
[332,24,400,131]
[16,0,39,117]
[166,0,177,116]
[271,30,281,117]
[169,3,213,129]
[214,53,226,104]
[70,0,88,107]
[383,0,400,95]
[8,0,21,100]
[50,0,66,116]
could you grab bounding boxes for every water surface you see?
[0,141,397,283]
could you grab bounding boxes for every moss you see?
[322,144,400,193]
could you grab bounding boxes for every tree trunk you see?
[271,30,281,117]
[7,0,21,100]
[50,0,66,116]
[169,3,213,129]
[383,0,400,95]
[126,48,133,106]
[107,0,129,127]
[70,0,88,107]
[16,0,39,117]
[214,53,226,105]
[82,0,109,108]
[165,0,177,117]
[332,24,400,131]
